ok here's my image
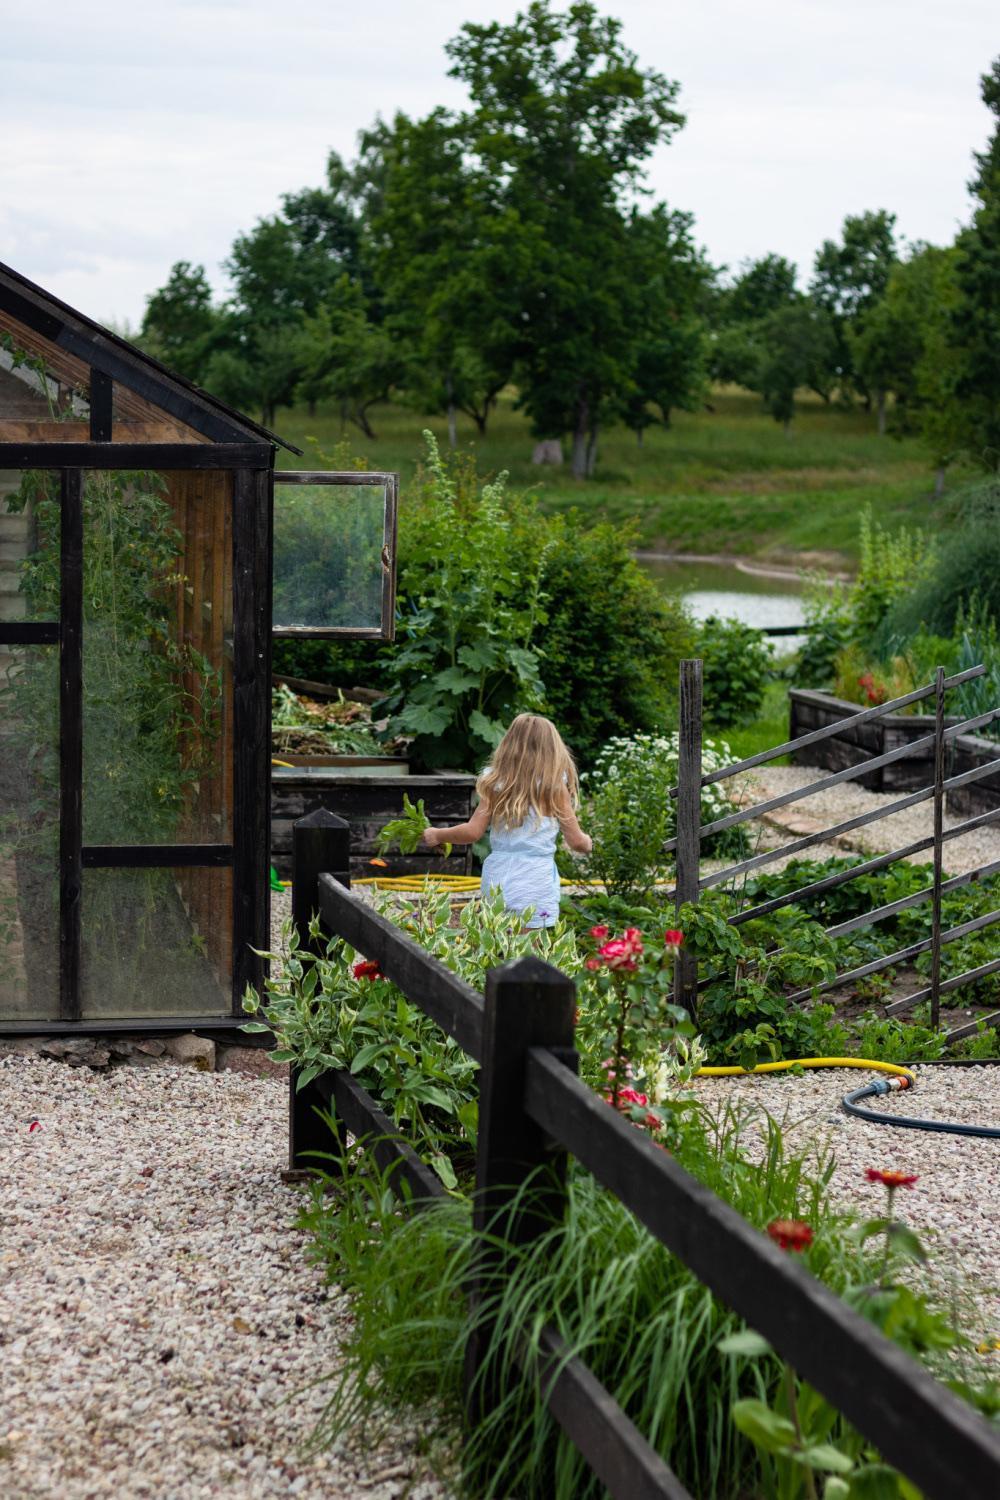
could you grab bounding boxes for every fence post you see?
[465,955,577,1427]
[674,659,703,1017]
[930,666,946,1030]
[288,810,351,1172]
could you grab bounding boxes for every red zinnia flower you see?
[767,1219,814,1252]
[663,930,684,949]
[865,1169,919,1190]
[352,959,383,981]
[589,924,610,940]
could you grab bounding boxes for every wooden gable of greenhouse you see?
[0,260,292,1034]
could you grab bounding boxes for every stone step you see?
[0,540,29,563]
[0,567,23,592]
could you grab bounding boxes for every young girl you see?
[421,713,592,929]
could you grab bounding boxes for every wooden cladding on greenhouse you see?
[0,259,288,1032]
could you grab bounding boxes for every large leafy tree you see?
[751,299,839,434]
[447,0,686,478]
[810,209,899,407]
[140,262,221,382]
[946,56,1000,469]
[709,253,800,389]
[363,109,525,441]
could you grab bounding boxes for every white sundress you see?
[480,810,561,930]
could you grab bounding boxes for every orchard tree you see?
[753,300,839,434]
[140,262,220,381]
[850,243,950,435]
[447,0,686,477]
[295,276,404,438]
[811,209,899,404]
[721,253,799,324]
[947,56,1000,468]
[363,109,523,441]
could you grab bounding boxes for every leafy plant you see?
[377,434,548,769]
[375,792,451,858]
[698,614,772,727]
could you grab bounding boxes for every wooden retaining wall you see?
[270,768,477,878]
[948,734,1000,818]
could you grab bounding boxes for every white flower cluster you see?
[584,731,740,823]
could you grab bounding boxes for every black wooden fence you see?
[288,809,1000,1500]
[667,661,1000,1036]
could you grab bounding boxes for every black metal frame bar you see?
[271,470,399,642]
[0,621,60,646]
[81,845,234,868]
[88,369,113,441]
[59,469,83,1020]
[0,443,264,469]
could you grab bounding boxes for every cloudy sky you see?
[2,0,996,328]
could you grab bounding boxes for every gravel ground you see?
[692,1063,1000,1345]
[0,1055,456,1500]
[744,763,1000,876]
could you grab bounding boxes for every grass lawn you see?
[274,386,957,569]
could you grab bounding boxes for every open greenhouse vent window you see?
[272,471,398,641]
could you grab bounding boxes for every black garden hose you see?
[842,1073,1000,1139]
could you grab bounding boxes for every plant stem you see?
[784,1364,818,1500]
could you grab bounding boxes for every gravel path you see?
[0,1055,455,1500]
[744,763,1000,876]
[693,1064,1000,1345]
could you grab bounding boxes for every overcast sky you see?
[2,0,996,328]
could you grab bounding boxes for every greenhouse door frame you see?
[0,442,274,1033]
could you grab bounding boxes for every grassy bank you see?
[276,387,950,568]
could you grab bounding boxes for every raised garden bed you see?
[270,768,477,879]
[788,688,962,793]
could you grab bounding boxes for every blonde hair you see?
[476,714,579,830]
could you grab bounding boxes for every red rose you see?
[663,929,684,949]
[589,925,610,940]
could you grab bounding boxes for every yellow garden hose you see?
[695,1057,915,1083]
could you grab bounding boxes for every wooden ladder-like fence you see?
[668,660,1000,1035]
[288,810,1000,1500]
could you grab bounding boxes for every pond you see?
[638,555,808,651]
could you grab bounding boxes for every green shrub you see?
[533,520,695,766]
[697,615,771,727]
[882,477,1000,638]
[571,733,749,899]
[273,441,695,770]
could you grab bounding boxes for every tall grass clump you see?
[301,1100,864,1498]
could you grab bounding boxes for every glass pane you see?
[0,469,60,623]
[0,644,59,1021]
[81,866,232,1019]
[273,479,386,631]
[82,470,232,844]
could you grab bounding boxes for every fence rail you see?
[287,810,1000,1500]
[670,659,1000,1035]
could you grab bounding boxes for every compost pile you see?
[271,682,404,759]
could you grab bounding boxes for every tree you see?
[753,300,839,434]
[850,243,950,435]
[810,209,899,406]
[362,109,523,441]
[296,277,404,438]
[140,262,220,381]
[446,0,686,478]
[617,206,709,442]
[947,56,1000,469]
[721,254,799,325]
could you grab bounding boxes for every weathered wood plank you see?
[522,1049,1000,1500]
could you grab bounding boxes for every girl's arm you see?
[556,790,593,854]
[421,799,491,848]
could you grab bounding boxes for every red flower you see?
[663,929,684,949]
[589,924,610,940]
[618,1087,648,1108]
[621,927,644,949]
[597,938,637,971]
[352,959,383,981]
[865,1169,919,1190]
[645,1112,661,1131]
[767,1219,814,1252]
[585,956,602,971]
[28,1120,41,1133]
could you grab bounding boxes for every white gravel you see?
[745,763,1000,876]
[692,1064,1000,1346]
[0,1055,456,1500]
